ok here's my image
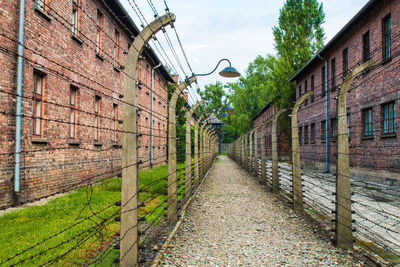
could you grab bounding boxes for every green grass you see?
[0,178,121,266]
[220,152,228,155]
[0,162,190,266]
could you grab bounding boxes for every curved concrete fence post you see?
[185,100,204,199]
[121,13,175,266]
[168,76,197,223]
[335,60,374,249]
[291,91,313,211]
[271,109,286,193]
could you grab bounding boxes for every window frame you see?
[382,14,392,61]
[321,120,326,141]
[331,118,337,139]
[71,0,81,37]
[310,123,316,143]
[304,80,308,105]
[69,86,78,139]
[362,108,374,138]
[113,103,118,142]
[382,101,395,135]
[32,71,45,138]
[96,10,104,55]
[363,31,371,62]
[299,126,303,145]
[94,96,101,141]
[331,58,336,90]
[321,66,326,97]
[311,75,314,102]
[304,124,309,144]
[342,48,348,78]
[114,29,120,67]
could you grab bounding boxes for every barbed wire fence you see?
[0,0,218,265]
[228,29,400,262]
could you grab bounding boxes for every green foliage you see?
[168,82,188,163]
[225,0,325,138]
[197,81,228,116]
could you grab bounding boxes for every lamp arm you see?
[185,59,232,85]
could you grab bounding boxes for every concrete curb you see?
[151,159,216,267]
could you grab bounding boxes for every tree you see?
[197,81,228,117]
[225,0,325,139]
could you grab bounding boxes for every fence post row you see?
[194,114,206,189]
[254,128,259,179]
[335,60,374,249]
[167,76,197,224]
[121,13,175,266]
[291,91,313,211]
[186,100,204,199]
[271,109,286,193]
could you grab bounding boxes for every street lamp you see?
[185,58,240,84]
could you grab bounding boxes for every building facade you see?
[253,103,291,160]
[0,0,173,208]
[290,0,399,184]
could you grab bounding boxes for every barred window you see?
[94,96,101,141]
[304,125,309,144]
[321,120,326,141]
[331,58,336,90]
[311,123,316,142]
[363,31,371,62]
[96,10,104,55]
[72,0,81,37]
[362,108,373,137]
[382,14,391,61]
[342,48,348,77]
[331,118,337,138]
[299,126,303,145]
[382,102,395,134]
[321,66,326,97]
[311,75,314,102]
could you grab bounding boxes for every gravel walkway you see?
[161,155,364,266]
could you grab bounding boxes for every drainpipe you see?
[318,54,329,173]
[150,63,162,168]
[14,0,26,199]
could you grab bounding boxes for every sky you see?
[120,0,370,105]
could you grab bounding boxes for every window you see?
[331,58,336,90]
[342,48,348,78]
[96,10,104,55]
[321,66,326,97]
[113,104,118,142]
[331,118,337,138]
[299,126,303,145]
[298,85,302,99]
[114,30,120,66]
[72,0,81,36]
[321,120,326,141]
[311,75,314,102]
[362,108,373,137]
[382,102,395,135]
[382,14,391,61]
[363,31,371,62]
[311,123,316,142]
[94,96,101,141]
[33,72,44,137]
[304,125,309,144]
[304,80,308,105]
[36,0,45,11]
[347,114,351,138]
[69,86,78,139]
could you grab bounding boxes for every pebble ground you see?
[161,155,364,266]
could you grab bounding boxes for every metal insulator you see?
[115,201,121,206]
[113,258,120,263]
[114,244,120,249]
[138,202,145,207]
[138,217,146,222]
[115,217,121,222]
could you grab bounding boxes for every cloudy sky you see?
[120,0,370,104]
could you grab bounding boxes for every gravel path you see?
[161,155,363,266]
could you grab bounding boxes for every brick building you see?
[290,0,399,184]
[253,103,291,160]
[0,0,173,208]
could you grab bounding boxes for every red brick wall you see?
[294,0,400,175]
[253,105,291,159]
[0,0,169,208]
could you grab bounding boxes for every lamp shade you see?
[219,66,241,78]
